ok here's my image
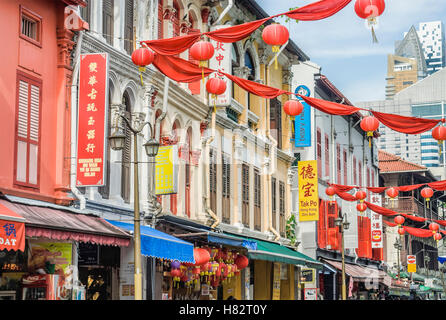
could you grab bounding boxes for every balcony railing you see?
[383,196,439,221]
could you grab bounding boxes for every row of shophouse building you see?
[0,0,444,301]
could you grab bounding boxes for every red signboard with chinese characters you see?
[76,53,108,186]
[0,219,25,252]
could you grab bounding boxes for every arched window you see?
[185,127,192,217]
[244,51,255,109]
[188,12,201,95]
[121,91,132,203]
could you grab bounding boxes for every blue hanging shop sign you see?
[294,85,312,147]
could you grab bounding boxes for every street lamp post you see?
[393,239,402,280]
[109,114,159,300]
[335,213,350,300]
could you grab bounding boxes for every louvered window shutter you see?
[102,0,114,45]
[158,0,164,39]
[15,75,41,187]
[124,0,134,54]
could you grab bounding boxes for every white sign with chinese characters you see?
[370,194,383,248]
[208,25,232,107]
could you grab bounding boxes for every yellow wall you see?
[222,274,242,300]
[253,261,296,300]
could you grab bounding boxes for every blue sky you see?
[256,0,446,103]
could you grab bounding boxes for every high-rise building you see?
[386,26,427,99]
[417,21,446,75]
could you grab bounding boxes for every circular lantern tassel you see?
[368,17,379,43]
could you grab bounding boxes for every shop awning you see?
[244,238,323,270]
[0,199,130,247]
[106,220,195,264]
[323,259,391,284]
[0,202,25,251]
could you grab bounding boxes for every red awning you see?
[0,199,130,247]
[0,203,26,251]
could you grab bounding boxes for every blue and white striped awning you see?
[106,220,195,263]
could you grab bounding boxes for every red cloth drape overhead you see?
[223,72,288,99]
[364,201,397,217]
[367,187,387,194]
[141,34,202,56]
[152,54,214,83]
[371,111,441,135]
[335,191,357,202]
[435,220,446,227]
[402,226,433,238]
[401,213,427,223]
[284,0,352,21]
[396,184,425,192]
[330,184,355,192]
[383,220,397,227]
[298,95,361,115]
[206,18,270,43]
[428,180,446,191]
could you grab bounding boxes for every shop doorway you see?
[78,243,120,300]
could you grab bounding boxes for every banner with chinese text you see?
[369,193,383,248]
[76,53,108,186]
[209,25,232,107]
[155,145,178,195]
[298,160,319,221]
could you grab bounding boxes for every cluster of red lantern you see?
[131,46,156,85]
[169,247,249,289]
[429,222,442,242]
[354,0,386,43]
[283,99,304,120]
[360,115,380,148]
[394,215,405,235]
[262,23,289,69]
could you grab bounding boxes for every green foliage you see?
[285,214,297,246]
[283,7,300,24]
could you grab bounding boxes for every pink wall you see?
[0,0,76,204]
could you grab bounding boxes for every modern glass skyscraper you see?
[417,21,446,75]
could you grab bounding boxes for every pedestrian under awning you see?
[106,220,195,264]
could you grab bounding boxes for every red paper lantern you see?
[386,187,399,199]
[190,40,215,67]
[185,248,211,267]
[432,125,446,157]
[354,0,385,19]
[434,233,442,241]
[394,215,405,226]
[262,23,289,69]
[429,222,440,232]
[325,186,336,203]
[398,227,405,235]
[421,187,434,208]
[131,47,155,70]
[357,203,367,213]
[354,0,386,43]
[360,116,380,147]
[131,47,155,85]
[355,190,367,202]
[170,268,181,278]
[206,77,227,113]
[283,100,304,119]
[235,255,249,270]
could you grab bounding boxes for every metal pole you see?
[341,221,346,300]
[133,131,143,300]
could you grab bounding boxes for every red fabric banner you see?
[396,184,425,192]
[141,34,202,56]
[428,180,446,191]
[152,54,214,83]
[367,187,387,194]
[403,226,433,238]
[400,213,427,223]
[330,184,355,192]
[435,220,446,227]
[383,220,397,227]
[284,0,352,21]
[371,111,441,134]
[364,201,398,217]
[206,18,270,43]
[335,191,357,202]
[223,72,288,99]
[298,95,361,115]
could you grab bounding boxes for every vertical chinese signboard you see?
[155,145,178,195]
[208,25,232,107]
[369,194,383,248]
[76,53,108,187]
[294,85,312,147]
[298,160,319,221]
[0,203,25,252]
